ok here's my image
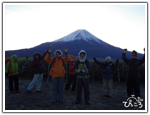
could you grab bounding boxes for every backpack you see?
[49,57,66,76]
[5,59,11,77]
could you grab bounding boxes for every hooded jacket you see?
[44,49,71,78]
[94,59,118,79]
[73,50,92,78]
[31,51,47,74]
[5,55,27,76]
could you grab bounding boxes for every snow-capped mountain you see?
[55,29,101,44]
[5,29,144,60]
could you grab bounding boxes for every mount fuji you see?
[5,29,144,60]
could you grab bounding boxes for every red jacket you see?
[68,61,76,75]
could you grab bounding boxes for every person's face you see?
[35,55,39,59]
[71,57,74,61]
[13,56,17,61]
[131,56,137,59]
[56,51,61,57]
[106,60,110,63]
[80,52,85,59]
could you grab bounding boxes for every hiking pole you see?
[47,35,59,85]
[65,51,68,84]
[47,53,51,86]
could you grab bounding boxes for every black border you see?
[1,1,149,114]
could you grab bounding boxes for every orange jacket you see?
[44,53,71,78]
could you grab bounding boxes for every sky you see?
[3,3,147,54]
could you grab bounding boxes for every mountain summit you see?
[55,29,101,44]
[5,29,143,60]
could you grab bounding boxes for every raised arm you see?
[122,49,130,64]
[93,57,105,68]
[17,57,28,63]
[139,48,145,66]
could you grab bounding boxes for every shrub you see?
[5,57,145,84]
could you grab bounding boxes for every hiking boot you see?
[85,101,90,105]
[16,90,21,93]
[75,100,81,104]
[26,90,32,93]
[36,91,42,93]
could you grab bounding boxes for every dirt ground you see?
[5,77,146,111]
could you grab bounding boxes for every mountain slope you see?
[5,29,144,60]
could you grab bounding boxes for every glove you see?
[75,69,81,73]
[26,56,28,59]
[93,57,96,61]
[5,73,8,76]
[64,47,68,54]
[48,47,52,54]
[82,69,88,73]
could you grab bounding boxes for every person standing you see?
[5,54,28,93]
[73,50,92,105]
[122,48,145,98]
[44,47,71,103]
[93,56,119,97]
[27,51,47,93]
[65,55,77,91]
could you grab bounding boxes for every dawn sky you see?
[4,3,147,54]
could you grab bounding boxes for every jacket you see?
[44,51,71,78]
[31,51,47,74]
[94,59,118,79]
[122,53,145,76]
[5,54,27,76]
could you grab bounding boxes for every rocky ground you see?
[5,77,146,111]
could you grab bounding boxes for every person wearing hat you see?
[44,47,71,103]
[26,51,47,93]
[5,55,28,93]
[65,55,77,91]
[93,56,119,97]
[122,48,145,98]
[73,50,92,105]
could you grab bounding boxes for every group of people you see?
[5,47,145,105]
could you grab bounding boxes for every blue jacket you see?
[122,53,145,76]
[94,59,118,79]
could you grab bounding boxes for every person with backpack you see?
[93,56,119,97]
[44,47,71,103]
[26,51,47,93]
[122,48,145,98]
[65,55,77,91]
[5,55,28,93]
[73,50,92,105]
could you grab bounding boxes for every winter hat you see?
[33,52,43,59]
[132,50,137,57]
[54,49,63,57]
[106,56,111,61]
[78,50,87,62]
